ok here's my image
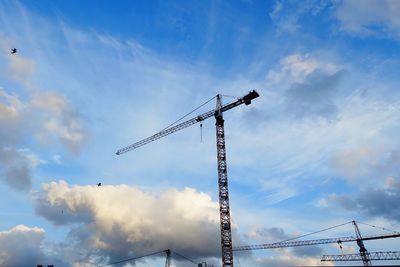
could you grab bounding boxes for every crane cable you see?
[220,94,239,100]
[273,221,354,244]
[160,95,217,132]
[171,250,199,265]
[98,249,166,267]
[357,221,400,235]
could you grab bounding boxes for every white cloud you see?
[327,177,400,222]
[255,250,332,267]
[0,49,86,190]
[0,88,21,119]
[34,181,227,263]
[8,54,36,86]
[17,148,46,167]
[52,154,62,165]
[266,54,340,84]
[0,87,85,189]
[334,0,400,38]
[269,0,329,34]
[316,198,328,208]
[0,224,69,267]
[0,147,33,191]
[0,225,44,266]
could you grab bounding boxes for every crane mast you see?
[215,95,233,266]
[116,90,260,267]
[164,249,171,267]
[353,220,372,266]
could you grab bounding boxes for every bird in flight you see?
[97,183,102,186]
[11,48,17,54]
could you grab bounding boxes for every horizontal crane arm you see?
[116,90,259,155]
[233,236,357,251]
[233,233,400,252]
[321,251,400,262]
[116,109,215,155]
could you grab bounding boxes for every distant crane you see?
[116,90,260,267]
[233,221,400,266]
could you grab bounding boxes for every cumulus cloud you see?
[34,181,227,263]
[0,225,69,267]
[334,0,400,38]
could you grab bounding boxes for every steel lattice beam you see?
[233,233,400,251]
[321,251,400,262]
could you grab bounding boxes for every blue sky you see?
[1,0,400,266]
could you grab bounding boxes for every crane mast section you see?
[233,233,400,251]
[116,90,259,155]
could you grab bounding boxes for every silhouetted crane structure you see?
[234,221,400,266]
[116,90,259,267]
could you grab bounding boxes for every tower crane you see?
[233,221,400,266]
[116,90,260,267]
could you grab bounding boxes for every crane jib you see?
[116,90,259,155]
[232,233,400,252]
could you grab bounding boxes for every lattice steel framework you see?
[215,95,233,266]
[321,251,400,262]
